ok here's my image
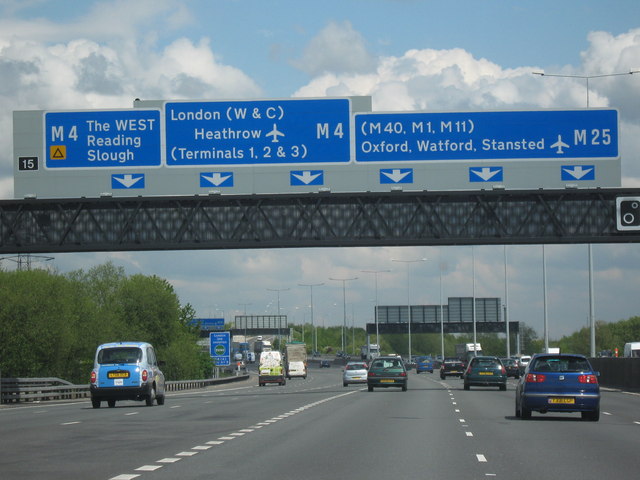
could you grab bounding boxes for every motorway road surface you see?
[1,365,639,479]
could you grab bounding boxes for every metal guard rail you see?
[0,375,250,404]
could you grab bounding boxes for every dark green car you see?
[367,356,408,392]
[463,356,507,391]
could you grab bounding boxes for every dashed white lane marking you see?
[476,454,487,462]
[192,445,211,450]
[229,432,245,437]
[170,405,181,409]
[458,418,466,423]
[176,451,198,457]
[206,441,224,445]
[110,475,140,480]
[136,465,162,472]
[218,436,235,440]
[602,411,611,415]
[157,458,181,463]
[61,421,80,425]
[125,412,138,416]
[466,432,474,437]
[634,421,640,425]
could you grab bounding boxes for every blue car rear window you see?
[532,357,590,372]
[98,347,142,364]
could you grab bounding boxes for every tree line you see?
[0,263,211,383]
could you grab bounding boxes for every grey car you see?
[343,361,369,386]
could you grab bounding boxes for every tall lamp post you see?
[329,276,358,354]
[532,69,639,357]
[299,282,323,354]
[392,257,426,362]
[361,269,391,349]
[267,287,289,349]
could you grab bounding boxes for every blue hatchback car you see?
[415,356,434,374]
[515,353,600,421]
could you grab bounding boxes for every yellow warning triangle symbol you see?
[50,145,66,160]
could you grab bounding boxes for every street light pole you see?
[299,282,324,354]
[267,287,289,350]
[532,69,639,357]
[361,269,391,350]
[329,277,358,354]
[392,257,426,362]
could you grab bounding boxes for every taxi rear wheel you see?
[91,398,101,409]
[145,386,156,406]
[107,399,116,408]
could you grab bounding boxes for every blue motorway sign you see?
[355,109,618,162]
[111,173,145,189]
[200,172,234,187]
[210,331,231,366]
[45,110,161,168]
[191,318,225,330]
[469,167,503,182]
[290,170,324,185]
[165,99,351,166]
[380,168,413,184]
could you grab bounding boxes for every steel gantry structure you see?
[1,188,639,254]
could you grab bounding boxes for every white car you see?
[518,355,532,374]
[342,361,369,387]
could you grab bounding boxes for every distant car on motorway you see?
[320,359,331,368]
[440,357,466,379]
[343,361,369,386]
[518,355,532,374]
[501,357,521,378]
[515,353,600,421]
[90,341,165,408]
[367,356,408,392]
[415,356,434,374]
[463,356,507,391]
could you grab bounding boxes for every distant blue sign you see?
[469,167,503,182]
[561,165,595,181]
[380,168,413,184]
[165,99,351,166]
[210,331,230,366]
[112,173,145,189]
[45,110,161,168]
[290,170,324,185]
[192,318,225,330]
[200,172,234,187]
[355,109,618,162]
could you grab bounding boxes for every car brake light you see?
[90,371,97,384]
[400,372,407,377]
[526,373,546,383]
[578,374,598,384]
[368,372,375,377]
[142,369,148,382]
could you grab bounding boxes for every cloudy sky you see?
[1,0,640,342]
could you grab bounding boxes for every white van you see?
[623,342,640,358]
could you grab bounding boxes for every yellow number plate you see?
[548,397,575,404]
[108,371,129,379]
[380,379,395,383]
[479,371,494,375]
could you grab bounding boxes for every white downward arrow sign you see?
[562,166,593,180]
[382,169,411,183]
[202,173,232,186]
[114,174,143,188]
[292,171,321,184]
[473,168,501,181]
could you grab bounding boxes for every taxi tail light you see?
[526,373,546,383]
[142,369,148,382]
[578,374,598,384]
[90,371,97,384]
[400,372,407,377]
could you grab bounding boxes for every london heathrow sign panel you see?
[12,100,621,199]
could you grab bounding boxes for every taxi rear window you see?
[98,347,142,364]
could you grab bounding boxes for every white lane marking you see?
[230,432,245,437]
[634,421,640,425]
[477,454,487,462]
[192,445,211,450]
[61,421,80,425]
[109,475,140,480]
[206,441,224,445]
[459,418,466,423]
[466,432,474,437]
[602,411,612,416]
[157,458,181,463]
[170,405,181,409]
[455,409,460,413]
[239,429,254,432]
[176,451,198,456]
[136,465,162,471]
[125,412,138,416]
[218,436,235,440]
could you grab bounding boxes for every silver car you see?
[343,361,369,386]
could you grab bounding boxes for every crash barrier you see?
[589,357,640,391]
[0,374,250,404]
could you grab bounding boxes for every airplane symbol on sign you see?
[265,124,285,143]
[550,135,570,154]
